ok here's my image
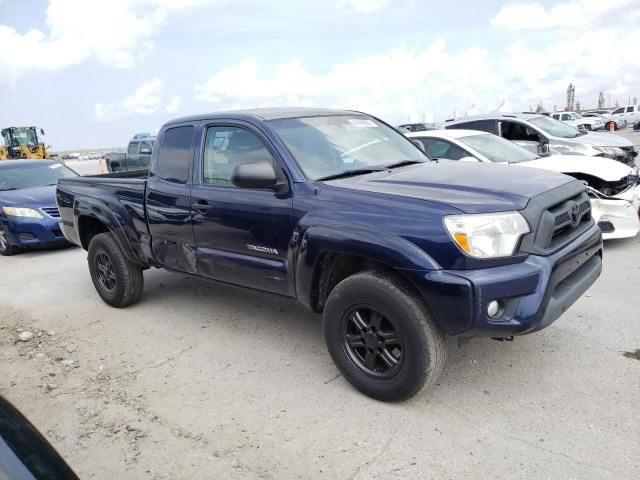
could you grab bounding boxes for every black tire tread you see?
[88,232,143,308]
[324,270,445,401]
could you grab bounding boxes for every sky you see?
[0,0,639,150]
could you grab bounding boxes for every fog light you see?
[487,300,502,318]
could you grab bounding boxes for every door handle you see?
[192,201,212,211]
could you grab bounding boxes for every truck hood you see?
[0,186,57,208]
[566,131,633,147]
[326,161,573,213]
[518,154,635,182]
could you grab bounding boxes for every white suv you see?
[551,112,604,131]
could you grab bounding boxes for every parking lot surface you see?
[1,131,639,479]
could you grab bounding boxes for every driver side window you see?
[203,126,275,187]
[500,121,540,142]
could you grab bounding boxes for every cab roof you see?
[165,107,363,125]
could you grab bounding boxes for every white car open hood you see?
[517,154,635,182]
[565,131,633,147]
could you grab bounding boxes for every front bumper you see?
[0,215,68,247]
[591,184,640,240]
[406,223,603,337]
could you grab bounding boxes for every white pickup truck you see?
[551,112,604,131]
[610,105,640,125]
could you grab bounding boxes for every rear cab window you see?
[127,142,139,155]
[156,126,194,183]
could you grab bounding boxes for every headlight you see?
[2,207,43,219]
[593,146,625,158]
[443,211,530,258]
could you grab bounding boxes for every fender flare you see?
[294,224,440,309]
[73,196,143,266]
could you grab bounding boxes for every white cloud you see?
[491,0,639,30]
[195,27,640,123]
[165,96,181,113]
[96,78,166,121]
[0,0,213,86]
[337,0,390,14]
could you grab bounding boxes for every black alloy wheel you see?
[323,271,446,401]
[87,232,144,308]
[342,307,404,378]
[95,252,117,292]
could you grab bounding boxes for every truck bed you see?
[57,173,152,264]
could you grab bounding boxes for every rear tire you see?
[323,271,445,401]
[88,232,143,308]
[0,224,21,256]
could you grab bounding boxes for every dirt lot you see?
[1,133,640,479]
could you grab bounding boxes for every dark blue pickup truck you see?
[57,108,603,400]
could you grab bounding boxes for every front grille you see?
[41,207,60,218]
[518,181,595,256]
[548,195,591,248]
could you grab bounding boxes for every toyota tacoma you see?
[57,108,603,401]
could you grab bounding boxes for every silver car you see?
[444,113,637,166]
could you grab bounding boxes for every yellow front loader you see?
[0,126,51,160]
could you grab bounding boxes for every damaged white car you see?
[407,129,640,240]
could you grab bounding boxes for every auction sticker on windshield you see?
[49,163,62,169]
[348,119,378,128]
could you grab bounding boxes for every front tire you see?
[0,224,21,256]
[323,271,445,401]
[88,232,143,308]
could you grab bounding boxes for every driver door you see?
[190,124,294,295]
[499,121,543,154]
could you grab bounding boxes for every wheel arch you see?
[294,225,439,312]
[76,212,142,266]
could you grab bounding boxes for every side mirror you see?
[537,142,550,156]
[459,156,479,162]
[412,139,426,152]
[40,129,45,136]
[232,161,278,189]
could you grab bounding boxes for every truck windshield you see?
[458,134,537,163]
[529,116,582,138]
[269,115,428,180]
[0,163,77,191]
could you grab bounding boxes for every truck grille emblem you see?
[570,203,581,226]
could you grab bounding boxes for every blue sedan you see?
[0,160,78,256]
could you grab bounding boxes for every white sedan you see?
[407,129,640,240]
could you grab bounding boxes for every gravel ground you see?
[1,131,639,479]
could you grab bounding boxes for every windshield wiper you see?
[385,160,427,169]
[0,187,17,191]
[317,168,386,181]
